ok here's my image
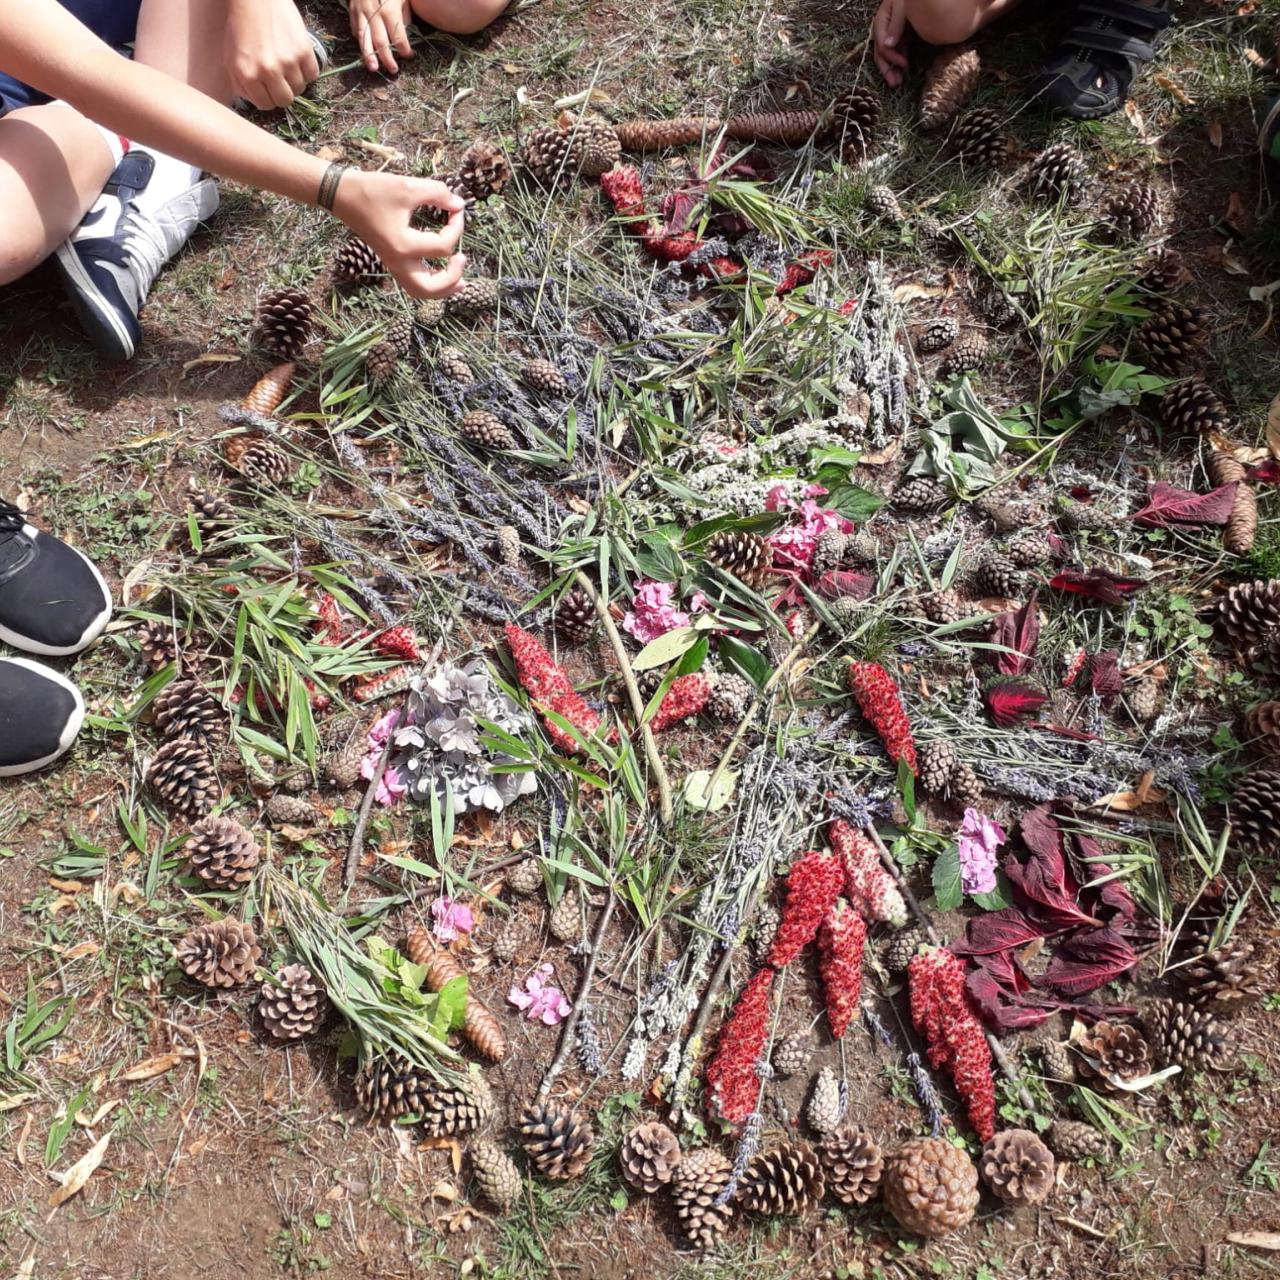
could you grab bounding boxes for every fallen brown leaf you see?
[1224,191,1252,235]
[1208,121,1224,149]
[75,1099,120,1128]
[49,1132,111,1207]
[1227,1232,1280,1251]
[1219,241,1250,276]
[121,1051,191,1081]
[893,280,951,304]
[48,877,87,893]
[1154,72,1195,104]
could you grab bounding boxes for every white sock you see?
[130,147,205,217]
[46,102,125,170]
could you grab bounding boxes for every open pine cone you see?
[176,918,261,988]
[184,815,260,889]
[355,1054,430,1123]
[619,1120,681,1193]
[516,1103,595,1180]
[1144,998,1230,1072]
[883,1137,979,1238]
[1076,1020,1151,1086]
[152,677,224,745]
[419,1073,495,1137]
[979,1128,1055,1206]
[736,1143,824,1215]
[147,738,219,818]
[672,1146,734,1247]
[259,964,327,1040]
[818,1124,883,1205]
[1176,935,1271,1010]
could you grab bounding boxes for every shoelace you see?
[118,204,171,297]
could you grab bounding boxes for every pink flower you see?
[622,579,690,643]
[764,483,795,513]
[768,496,854,574]
[957,808,1006,895]
[508,964,572,1025]
[361,710,406,806]
[430,895,475,942]
[688,591,709,614]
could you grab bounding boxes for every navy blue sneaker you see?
[0,658,85,777]
[0,500,111,656]
[53,150,219,363]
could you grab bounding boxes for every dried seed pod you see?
[406,926,507,1061]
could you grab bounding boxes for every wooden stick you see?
[573,572,673,823]
[666,938,735,1126]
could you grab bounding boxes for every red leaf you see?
[1039,923,1138,997]
[1246,458,1280,486]
[1131,480,1238,528]
[814,569,875,600]
[1087,649,1122,701]
[1007,805,1103,931]
[1048,567,1148,606]
[1057,804,1138,920]
[989,592,1040,675]
[983,675,1048,726]
[952,908,1049,957]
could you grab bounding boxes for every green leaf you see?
[822,484,885,522]
[717,634,771,687]
[682,511,783,548]
[932,844,963,911]
[682,768,738,811]
[631,626,699,671]
[971,870,1013,911]
[673,633,709,677]
[898,757,917,825]
[434,974,469,1034]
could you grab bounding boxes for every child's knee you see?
[410,0,509,35]
[904,0,980,46]
[0,231,46,286]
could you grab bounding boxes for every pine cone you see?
[405,926,508,1063]
[225,436,290,486]
[893,476,948,511]
[708,673,753,723]
[176,917,261,988]
[805,1065,845,1134]
[521,357,569,399]
[387,316,414,359]
[750,901,781,965]
[771,1031,812,1077]
[520,126,580,184]
[1178,934,1271,1009]
[415,297,446,328]
[1161,378,1229,436]
[620,1120,682,1193]
[469,1139,522,1209]
[1076,1020,1151,1085]
[355,1054,429,1123]
[916,316,959,353]
[976,490,1044,532]
[456,140,511,201]
[829,87,882,161]
[979,1129,1055,1206]
[1047,1119,1105,1162]
[949,107,1009,169]
[1103,181,1159,239]
[420,1073,495,1137]
[939,332,989,376]
[1144,998,1229,1072]
[613,117,718,151]
[437,347,475,385]
[1005,531,1046,568]
[490,918,520,964]
[446,277,501,316]
[704,529,772,587]
[547,887,580,942]
[672,1146,735,1247]
[1208,441,1258,553]
[461,410,517,451]
[883,924,928,973]
[949,759,983,807]
[1217,579,1280,646]
[883,1137,979,1238]
[259,963,327,1040]
[187,484,235,539]
[569,118,623,176]
[922,588,965,626]
[1054,495,1119,532]
[1126,676,1160,722]
[184,815,260,889]
[1139,302,1208,370]
[333,235,383,286]
[554,587,596,643]
[1138,247,1188,294]
[974,551,1022,599]
[148,739,219,818]
[736,1143,824,1215]
[1243,701,1280,757]
[153,678,223,745]
[507,857,543,896]
[325,737,366,790]
[1039,1039,1075,1082]
[974,281,1020,327]
[866,184,905,225]
[917,740,956,796]
[818,1125,883,1205]
[811,530,849,577]
[256,287,313,360]
[919,45,980,129]
[725,110,822,145]
[138,619,180,671]
[516,1102,595,1179]
[846,528,879,564]
[264,794,321,827]
[1029,142,1087,201]
[493,525,522,568]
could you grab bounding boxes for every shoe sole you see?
[0,658,85,776]
[0,533,113,657]
[53,241,137,363]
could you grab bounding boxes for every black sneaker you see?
[0,501,112,656]
[0,658,86,776]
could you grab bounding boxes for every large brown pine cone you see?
[176,917,261,988]
[455,140,511,201]
[184,815,260,889]
[1161,377,1229,436]
[818,1124,883,1205]
[355,1054,430,1123]
[736,1143,825,1215]
[255,287,314,360]
[671,1146,734,1247]
[332,235,383,286]
[1102,181,1159,239]
[1217,578,1280,646]
[153,678,224,746]
[883,1137,979,1238]
[138,619,180,671]
[1138,302,1207,370]
[949,107,1009,168]
[725,109,822,145]
[419,1073,495,1137]
[1076,1021,1151,1086]
[1242,701,1280,757]
[1143,998,1230,1072]
[979,1128,1055,1206]
[1229,767,1280,856]
[1177,935,1272,1010]
[918,45,980,129]
[828,86,882,161]
[516,1103,595,1179]
[259,963,328,1040]
[614,117,718,151]
[147,739,219,818]
[619,1120,682,1193]
[704,529,772,587]
[1028,142,1087,201]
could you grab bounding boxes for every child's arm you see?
[1,0,465,298]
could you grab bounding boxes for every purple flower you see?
[957,807,1006,895]
[430,895,475,942]
[622,579,690,644]
[508,964,572,1025]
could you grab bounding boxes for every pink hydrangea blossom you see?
[957,807,1006,895]
[361,710,406,806]
[508,964,571,1025]
[622,579,690,644]
[688,591,709,614]
[767,492,854,574]
[430,895,475,942]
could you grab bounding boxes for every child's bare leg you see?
[410,0,510,37]
[904,0,1022,47]
[134,0,234,104]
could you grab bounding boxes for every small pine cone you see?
[437,347,475,385]
[672,1146,735,1248]
[176,917,261,988]
[332,235,383,286]
[153,677,223,745]
[1053,495,1119,532]
[258,964,327,1041]
[420,1073,495,1138]
[1005,531,1047,568]
[325,737,366,790]
[939,332,989,377]
[1178,933,1271,1009]
[138,619,180,671]
[456,140,511,201]
[1217,578,1280,646]
[708,673,753,723]
[521,357,569,399]
[811,528,848,577]
[446,277,501,316]
[264,793,322,826]
[818,1125,883,1206]
[919,45,980,130]
[1047,1119,1106,1162]
[187,484,235,538]
[846,528,879,564]
[184,815,260,890]
[736,1143,825,1215]
[1242,700,1280,757]
[516,1102,595,1180]
[520,125,580,184]
[554,587,596,643]
[979,1129,1055,1207]
[490,919,521,964]
[974,551,1022,599]
[1161,378,1229,436]
[507,857,543,896]
[1139,301,1208,370]
[568,118,622,177]
[494,525,522,568]
[1040,1038,1076,1082]
[883,1137,979,1238]
[917,740,956,795]
[750,901,781,964]
[1029,142,1087,201]
[916,316,959,353]
[1127,677,1160,723]
[1076,1020,1151,1086]
[948,759,983,808]
[704,529,772,587]
[147,738,219,819]
[1103,181,1159,239]
[1144,998,1230,1072]
[1224,484,1258,554]
[255,287,313,360]
[977,490,1044,532]
[468,1140,522,1210]
[922,588,965,625]
[892,476,948,511]
[355,1054,429,1123]
[1138,247,1188,294]
[547,887,580,942]
[771,1031,812,1078]
[805,1065,845,1135]
[866,184,906,225]
[384,315,414,359]
[974,281,1019,327]
[620,1120,682,1193]
[950,107,1009,169]
[460,410,517,451]
[917,214,958,253]
[883,924,927,973]
[829,86,882,161]
[415,297,447,329]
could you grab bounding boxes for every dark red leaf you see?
[1007,805,1104,931]
[1070,485,1093,500]
[1087,649,1122,701]
[983,675,1048,727]
[1046,532,1069,558]
[989,592,1041,676]
[1246,458,1280,487]
[966,966,1056,1032]
[1039,923,1138,997]
[1057,803,1137,920]
[1131,480,1238,528]
[814,569,875,601]
[953,908,1050,957]
[1048,567,1148,606]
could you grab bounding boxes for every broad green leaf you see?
[717,635,770,687]
[683,768,738,811]
[931,844,963,911]
[631,626,699,671]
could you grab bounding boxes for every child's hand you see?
[349,0,416,74]
[872,0,909,87]
[225,0,321,110]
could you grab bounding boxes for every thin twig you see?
[536,891,617,1103]
[573,572,673,823]
[666,938,735,1126]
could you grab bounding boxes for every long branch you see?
[666,937,735,1126]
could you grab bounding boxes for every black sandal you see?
[1032,0,1174,119]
